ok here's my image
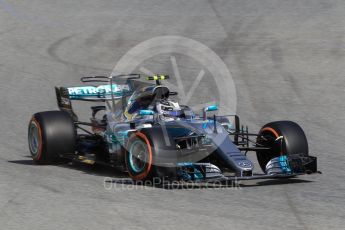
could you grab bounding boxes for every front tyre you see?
[125,132,154,181]
[28,111,76,164]
[256,121,309,172]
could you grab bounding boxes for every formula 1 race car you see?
[28,74,318,183]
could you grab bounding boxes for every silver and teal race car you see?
[28,74,318,183]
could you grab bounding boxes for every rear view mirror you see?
[203,105,218,120]
[205,105,218,111]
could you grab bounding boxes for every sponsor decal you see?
[67,84,130,98]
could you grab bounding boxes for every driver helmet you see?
[156,99,182,117]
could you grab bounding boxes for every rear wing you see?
[68,74,140,101]
[55,84,131,121]
[55,74,140,120]
[66,84,132,101]
[55,74,171,120]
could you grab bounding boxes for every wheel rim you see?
[129,140,148,173]
[28,121,41,156]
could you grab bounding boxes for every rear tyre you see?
[256,121,309,172]
[28,111,76,164]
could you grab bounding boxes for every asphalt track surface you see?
[1,1,345,229]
